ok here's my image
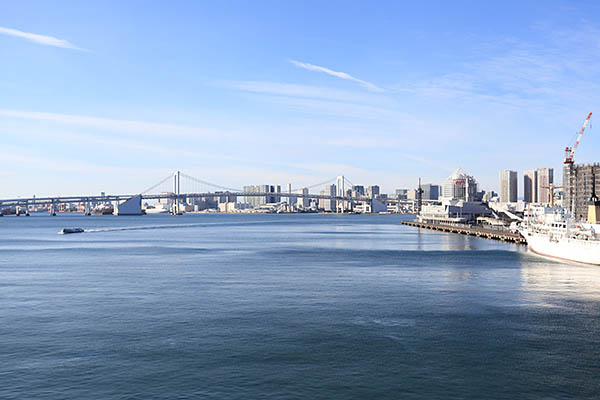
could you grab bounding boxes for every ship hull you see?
[525,233,600,265]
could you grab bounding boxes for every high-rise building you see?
[367,185,380,199]
[319,184,336,211]
[421,184,440,200]
[563,163,600,219]
[499,170,518,203]
[395,189,408,200]
[286,183,296,204]
[296,188,309,208]
[442,168,479,202]
[523,170,538,203]
[536,168,554,205]
[243,184,281,207]
[352,185,365,198]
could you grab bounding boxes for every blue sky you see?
[1,0,600,197]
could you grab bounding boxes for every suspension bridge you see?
[0,171,415,216]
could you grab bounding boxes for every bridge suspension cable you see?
[344,177,356,188]
[142,171,350,197]
[179,172,243,193]
[141,174,174,195]
[290,177,338,192]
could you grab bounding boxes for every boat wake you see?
[59,220,267,234]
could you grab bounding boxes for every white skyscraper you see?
[442,168,479,202]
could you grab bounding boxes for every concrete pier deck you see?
[401,220,526,244]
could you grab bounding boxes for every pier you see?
[401,220,526,244]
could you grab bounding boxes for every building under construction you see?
[561,112,600,220]
[564,163,600,219]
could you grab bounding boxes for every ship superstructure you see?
[520,205,600,265]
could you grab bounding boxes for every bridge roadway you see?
[0,191,390,208]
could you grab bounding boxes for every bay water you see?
[1,213,599,399]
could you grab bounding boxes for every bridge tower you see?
[173,171,181,215]
[336,175,346,214]
[50,199,56,216]
[84,198,91,216]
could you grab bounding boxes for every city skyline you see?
[2,1,600,197]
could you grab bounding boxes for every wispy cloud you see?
[0,26,87,51]
[222,80,380,103]
[290,60,383,92]
[221,80,401,120]
[0,109,222,138]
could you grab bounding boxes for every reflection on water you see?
[520,253,600,302]
[415,225,526,252]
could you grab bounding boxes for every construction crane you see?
[541,183,563,208]
[564,112,592,214]
[564,112,592,165]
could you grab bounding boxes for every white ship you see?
[518,112,600,265]
[144,204,170,214]
[519,204,600,265]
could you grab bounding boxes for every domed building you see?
[417,168,490,224]
[442,168,479,202]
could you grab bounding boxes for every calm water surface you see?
[1,213,599,399]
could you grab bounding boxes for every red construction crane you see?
[564,112,592,164]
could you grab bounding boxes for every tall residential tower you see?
[499,170,518,203]
[537,168,554,205]
[523,170,538,203]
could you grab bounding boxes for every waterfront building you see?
[441,168,479,202]
[296,188,309,208]
[354,198,387,213]
[395,189,408,200]
[563,163,600,219]
[243,185,281,207]
[286,183,296,204]
[318,184,336,212]
[190,197,218,211]
[499,170,518,203]
[218,202,252,213]
[482,191,497,203]
[421,184,440,200]
[367,185,380,199]
[418,200,492,224]
[351,185,365,198]
[535,168,554,205]
[157,192,174,207]
[523,170,538,203]
[211,192,237,204]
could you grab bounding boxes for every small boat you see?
[60,228,85,234]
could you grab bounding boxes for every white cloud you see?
[290,60,383,92]
[0,26,87,51]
